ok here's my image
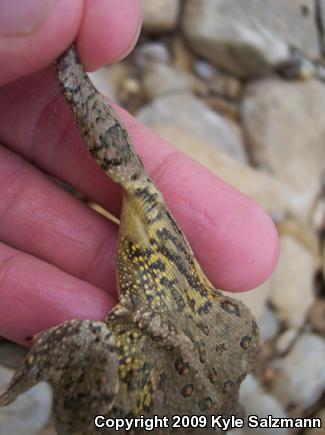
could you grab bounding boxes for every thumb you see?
[0,0,84,86]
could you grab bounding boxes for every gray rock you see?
[134,42,171,68]
[193,59,216,80]
[137,93,247,161]
[275,328,298,354]
[269,236,314,328]
[141,0,180,33]
[242,78,325,220]
[239,375,288,434]
[0,366,52,435]
[142,63,202,99]
[271,333,325,409]
[259,306,280,342]
[182,0,320,77]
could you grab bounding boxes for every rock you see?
[209,73,242,100]
[146,124,302,219]
[0,366,52,435]
[259,306,280,342]
[271,333,325,409]
[310,197,325,231]
[137,94,247,162]
[308,299,325,334]
[0,342,27,369]
[141,0,180,33]
[182,0,320,77]
[206,96,239,120]
[269,235,314,328]
[134,42,171,68]
[171,36,195,72]
[242,79,325,220]
[277,219,320,267]
[275,328,298,354]
[142,64,203,99]
[239,375,288,434]
[193,59,216,80]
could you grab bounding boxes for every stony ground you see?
[1,1,325,434]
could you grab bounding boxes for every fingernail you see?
[0,0,56,36]
[116,18,142,63]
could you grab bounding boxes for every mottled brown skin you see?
[0,46,259,434]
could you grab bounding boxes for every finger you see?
[0,243,114,346]
[78,0,142,70]
[0,145,118,294]
[0,70,279,292]
[0,0,141,86]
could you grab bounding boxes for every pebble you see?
[269,235,314,328]
[134,42,171,68]
[259,306,280,342]
[141,0,180,33]
[239,375,288,434]
[275,328,298,354]
[142,63,202,99]
[271,333,325,409]
[193,59,216,80]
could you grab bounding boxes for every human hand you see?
[0,0,279,346]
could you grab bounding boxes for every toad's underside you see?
[0,45,259,435]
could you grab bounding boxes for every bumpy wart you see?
[0,45,259,435]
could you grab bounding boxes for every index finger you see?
[0,0,141,86]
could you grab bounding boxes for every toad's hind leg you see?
[0,320,119,434]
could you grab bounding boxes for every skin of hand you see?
[0,0,279,346]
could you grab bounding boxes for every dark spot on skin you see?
[216,342,229,356]
[198,397,212,411]
[188,298,196,311]
[252,320,258,336]
[301,5,309,17]
[89,325,102,334]
[131,173,138,181]
[223,380,233,393]
[175,357,190,375]
[197,301,212,315]
[197,322,209,336]
[181,384,194,397]
[240,336,251,350]
[208,367,218,384]
[220,300,240,316]
[197,339,206,363]
[158,372,167,388]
